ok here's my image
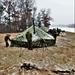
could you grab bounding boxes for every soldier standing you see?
[4,34,11,47]
[26,31,33,50]
[52,29,58,44]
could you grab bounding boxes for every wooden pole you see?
[33,7,36,34]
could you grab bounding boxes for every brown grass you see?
[0,32,75,75]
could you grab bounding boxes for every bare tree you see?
[37,13,41,27]
[0,3,5,23]
[2,0,14,31]
[1,0,35,32]
[18,0,35,30]
[40,9,53,28]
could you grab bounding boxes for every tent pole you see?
[33,18,35,34]
[33,7,37,34]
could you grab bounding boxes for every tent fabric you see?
[12,26,54,42]
[11,26,55,47]
[40,26,49,32]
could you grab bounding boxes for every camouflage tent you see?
[11,26,55,47]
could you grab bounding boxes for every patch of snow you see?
[54,65,62,70]
[0,70,5,72]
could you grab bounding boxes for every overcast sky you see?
[36,0,74,25]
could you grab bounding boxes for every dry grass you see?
[0,32,75,75]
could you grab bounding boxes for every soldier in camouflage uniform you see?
[4,34,11,47]
[47,29,58,45]
[52,29,58,44]
[26,31,33,50]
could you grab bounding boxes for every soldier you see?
[53,29,58,44]
[48,29,58,45]
[57,28,61,35]
[26,31,33,50]
[4,34,11,47]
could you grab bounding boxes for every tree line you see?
[0,0,53,33]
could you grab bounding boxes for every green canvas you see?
[11,26,54,47]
